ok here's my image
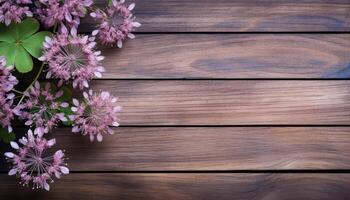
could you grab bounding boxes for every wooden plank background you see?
[90,80,350,125]
[82,0,350,32]
[1,127,349,171]
[1,0,350,199]
[101,34,350,79]
[1,174,350,200]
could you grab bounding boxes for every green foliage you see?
[61,106,74,126]
[57,86,73,102]
[0,128,15,143]
[47,83,74,126]
[0,18,52,73]
[59,87,74,126]
[22,31,52,58]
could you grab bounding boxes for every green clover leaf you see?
[0,18,52,73]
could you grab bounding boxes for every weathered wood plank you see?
[100,34,350,79]
[2,127,350,171]
[81,0,350,32]
[0,173,349,199]
[87,80,350,125]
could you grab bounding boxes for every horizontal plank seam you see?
[11,125,350,128]
[118,125,350,127]
[80,32,350,34]
[97,78,350,81]
[39,78,350,81]
[1,170,350,174]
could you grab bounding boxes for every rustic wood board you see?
[88,80,350,125]
[2,127,349,171]
[2,0,350,198]
[80,0,350,32]
[101,34,350,79]
[1,174,349,200]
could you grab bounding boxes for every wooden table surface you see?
[1,0,350,199]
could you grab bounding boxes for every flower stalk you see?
[17,62,45,106]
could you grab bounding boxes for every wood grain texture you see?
[81,0,350,32]
[4,1,350,197]
[101,34,350,79]
[0,173,349,200]
[2,127,350,171]
[87,80,350,125]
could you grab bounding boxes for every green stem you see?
[11,89,24,95]
[53,24,58,33]
[17,62,45,106]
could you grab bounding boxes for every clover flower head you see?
[0,56,20,132]
[39,27,105,89]
[4,129,69,191]
[35,0,93,31]
[20,82,69,134]
[90,0,141,48]
[70,90,121,142]
[0,0,33,26]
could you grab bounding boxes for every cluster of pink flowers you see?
[5,129,69,191]
[70,90,121,142]
[0,0,33,25]
[1,0,138,191]
[0,0,141,47]
[0,57,20,133]
[20,82,69,134]
[90,0,141,47]
[39,25,105,89]
[35,0,93,31]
